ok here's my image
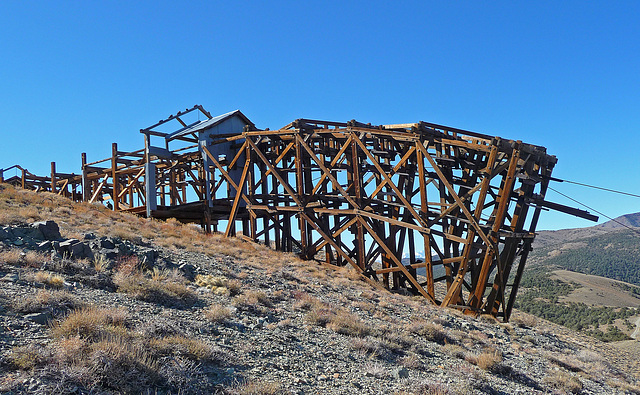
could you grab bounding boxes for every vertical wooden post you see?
[128,174,134,207]
[350,133,365,270]
[112,143,119,211]
[294,132,307,258]
[81,153,88,202]
[50,162,56,193]
[144,133,157,218]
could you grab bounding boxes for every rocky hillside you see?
[1,184,640,394]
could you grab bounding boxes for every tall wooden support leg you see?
[111,143,119,211]
[50,162,56,194]
[81,153,89,202]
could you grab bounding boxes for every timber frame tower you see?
[0,105,598,321]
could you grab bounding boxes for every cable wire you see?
[554,178,640,198]
[548,186,640,236]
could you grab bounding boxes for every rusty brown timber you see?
[0,106,598,321]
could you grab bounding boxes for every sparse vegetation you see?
[407,321,449,345]
[473,350,503,372]
[196,273,242,295]
[9,304,231,393]
[0,247,22,265]
[32,271,65,287]
[52,306,129,341]
[233,290,272,309]
[531,229,640,286]
[543,370,583,394]
[516,268,636,341]
[11,289,83,315]
[300,295,370,337]
[204,303,233,323]
[113,259,196,307]
[9,344,51,370]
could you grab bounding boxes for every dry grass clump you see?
[576,349,603,363]
[14,205,42,222]
[12,289,82,315]
[407,320,449,345]
[382,330,416,349]
[510,311,538,328]
[299,295,370,337]
[113,261,195,307]
[606,379,640,394]
[0,208,23,225]
[25,303,231,393]
[546,352,583,373]
[400,352,423,369]
[0,248,22,265]
[362,361,389,379]
[543,370,583,394]
[442,344,467,359]
[24,250,47,267]
[148,335,217,361]
[52,306,129,341]
[109,223,142,243]
[325,309,370,337]
[233,290,272,309]
[83,336,162,392]
[204,303,234,323]
[467,350,503,373]
[195,274,242,296]
[9,344,51,370]
[350,336,384,357]
[292,290,320,310]
[476,351,503,371]
[92,253,108,272]
[32,271,65,288]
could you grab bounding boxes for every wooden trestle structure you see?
[1,105,598,321]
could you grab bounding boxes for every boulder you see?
[12,227,44,240]
[179,263,197,280]
[100,238,115,249]
[58,239,94,260]
[1,273,19,283]
[36,240,53,252]
[392,367,409,379]
[31,220,62,241]
[136,248,159,267]
[96,248,119,261]
[0,227,11,240]
[24,312,52,325]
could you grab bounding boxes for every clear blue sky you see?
[1,1,638,231]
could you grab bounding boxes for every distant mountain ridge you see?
[533,212,640,249]
[594,212,640,230]
[529,212,640,286]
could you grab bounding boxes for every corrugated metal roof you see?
[166,110,254,141]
